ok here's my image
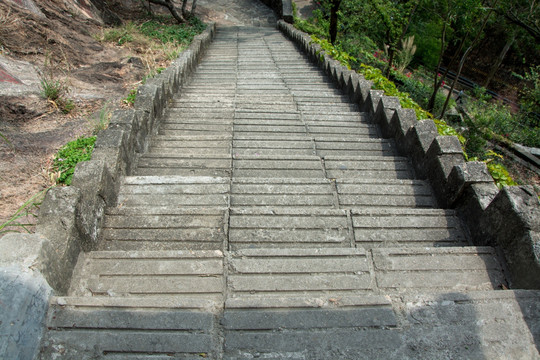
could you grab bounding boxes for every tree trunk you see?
[181,0,188,18]
[439,3,497,118]
[483,32,515,88]
[427,21,447,112]
[329,0,342,44]
[191,0,198,14]
[149,0,185,23]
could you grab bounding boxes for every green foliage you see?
[102,21,137,45]
[514,65,540,121]
[0,187,52,235]
[139,16,206,45]
[310,35,356,69]
[123,89,137,106]
[465,150,517,189]
[101,16,206,47]
[293,8,328,39]
[467,89,540,148]
[52,136,96,185]
[486,162,518,189]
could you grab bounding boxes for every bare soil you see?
[0,1,155,232]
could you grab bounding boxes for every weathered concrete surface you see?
[0,234,52,360]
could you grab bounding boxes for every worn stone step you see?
[115,176,230,207]
[372,246,507,293]
[70,250,225,298]
[325,155,414,180]
[228,208,350,249]
[41,300,219,358]
[136,153,232,177]
[351,208,469,248]
[315,137,396,157]
[336,178,436,208]
[227,247,371,296]
[100,206,227,251]
[233,154,324,178]
[231,178,335,208]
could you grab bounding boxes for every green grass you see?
[0,187,52,235]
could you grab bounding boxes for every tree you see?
[329,0,343,44]
[147,0,198,23]
[368,0,419,77]
[439,0,498,118]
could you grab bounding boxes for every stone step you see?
[372,247,507,292]
[314,136,396,157]
[69,250,225,298]
[324,155,415,180]
[336,178,436,208]
[228,208,349,250]
[231,177,335,208]
[224,290,540,359]
[134,154,232,177]
[117,174,229,199]
[352,208,470,248]
[232,154,324,178]
[100,206,227,251]
[227,246,505,296]
[227,247,371,295]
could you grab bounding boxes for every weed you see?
[0,186,52,235]
[38,55,76,114]
[123,89,137,106]
[52,136,96,185]
[89,103,111,134]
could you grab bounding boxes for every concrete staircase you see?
[40,26,540,359]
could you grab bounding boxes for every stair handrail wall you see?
[276,20,540,290]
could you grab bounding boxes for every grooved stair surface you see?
[39,24,540,359]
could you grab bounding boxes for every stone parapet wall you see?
[0,22,216,360]
[277,20,540,290]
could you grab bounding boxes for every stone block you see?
[454,182,499,243]
[71,160,115,250]
[446,161,493,206]
[389,108,416,155]
[364,89,384,115]
[357,79,373,108]
[346,72,361,102]
[406,119,438,179]
[425,136,465,206]
[478,186,540,289]
[108,110,137,158]
[93,128,129,176]
[375,96,401,138]
[36,186,82,294]
[338,69,352,90]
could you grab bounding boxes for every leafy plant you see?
[52,136,96,185]
[0,187,52,235]
[123,89,137,106]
